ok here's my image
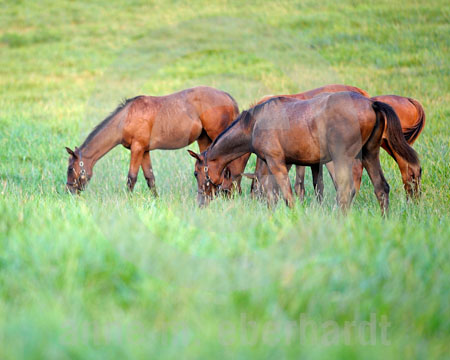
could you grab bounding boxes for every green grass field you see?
[0,0,449,358]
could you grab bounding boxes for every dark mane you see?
[209,96,286,150]
[209,111,248,150]
[81,96,142,148]
[248,95,273,108]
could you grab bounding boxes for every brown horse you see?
[65,86,249,194]
[189,92,419,214]
[247,84,369,199]
[248,86,425,199]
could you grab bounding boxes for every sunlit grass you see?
[0,0,449,359]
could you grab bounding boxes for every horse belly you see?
[149,114,203,150]
[285,136,329,164]
[276,128,329,165]
[282,116,330,164]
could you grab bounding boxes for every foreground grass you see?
[0,0,449,358]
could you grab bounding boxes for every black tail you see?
[372,101,420,165]
[403,98,426,143]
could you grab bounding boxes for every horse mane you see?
[209,96,284,149]
[248,94,275,108]
[81,96,142,148]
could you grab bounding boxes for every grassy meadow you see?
[0,0,449,358]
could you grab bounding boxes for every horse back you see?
[296,84,370,100]
[255,84,369,106]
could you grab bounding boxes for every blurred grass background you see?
[0,0,449,359]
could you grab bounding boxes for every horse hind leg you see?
[294,166,306,201]
[362,150,390,216]
[142,151,157,196]
[352,157,363,194]
[327,158,363,195]
[333,158,356,213]
[362,117,390,215]
[311,164,324,203]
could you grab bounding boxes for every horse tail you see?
[403,98,426,144]
[372,101,420,166]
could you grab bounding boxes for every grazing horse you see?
[248,86,425,199]
[65,86,249,194]
[247,84,369,200]
[189,92,420,215]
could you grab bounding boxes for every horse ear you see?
[187,150,201,161]
[65,147,77,158]
[224,167,231,180]
[242,173,257,180]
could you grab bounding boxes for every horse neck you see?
[208,120,252,173]
[79,120,122,169]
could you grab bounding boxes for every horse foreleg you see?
[294,166,306,201]
[266,158,294,208]
[127,143,145,192]
[141,151,157,196]
[311,164,324,203]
